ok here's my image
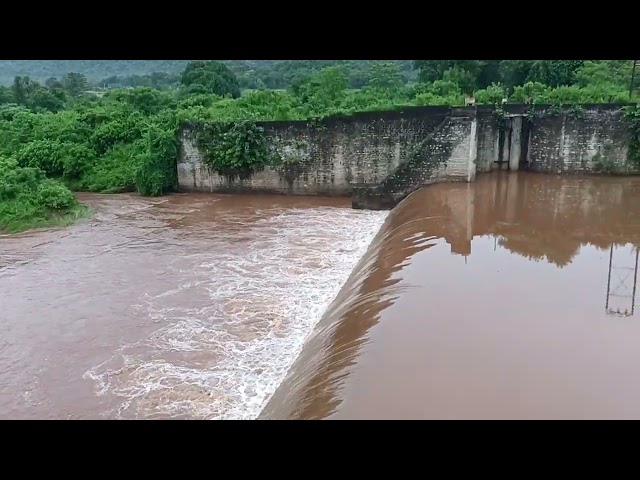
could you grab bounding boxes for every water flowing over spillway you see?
[0,193,386,419]
[260,172,640,420]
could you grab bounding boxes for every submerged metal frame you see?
[606,244,639,317]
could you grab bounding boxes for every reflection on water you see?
[260,172,640,420]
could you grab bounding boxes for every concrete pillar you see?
[467,117,478,182]
[509,116,523,171]
[492,127,501,170]
[501,119,511,171]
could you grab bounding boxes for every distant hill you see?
[0,60,416,88]
[0,61,195,84]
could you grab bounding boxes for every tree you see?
[45,77,64,89]
[498,60,585,89]
[413,60,497,91]
[294,67,348,114]
[180,60,241,98]
[498,61,535,90]
[442,67,477,95]
[0,86,12,104]
[11,76,34,105]
[62,72,89,98]
[108,87,175,115]
[366,62,404,91]
[575,60,633,88]
[526,60,584,87]
[29,88,65,112]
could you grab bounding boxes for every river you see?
[5,172,640,420]
[0,192,387,419]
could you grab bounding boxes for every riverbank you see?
[0,203,89,234]
[0,160,92,234]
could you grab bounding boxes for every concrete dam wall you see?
[177,103,637,209]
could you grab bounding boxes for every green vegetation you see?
[190,120,273,175]
[0,60,418,91]
[0,59,637,233]
[623,104,640,167]
[0,157,87,233]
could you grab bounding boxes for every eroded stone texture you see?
[527,104,635,174]
[177,107,464,200]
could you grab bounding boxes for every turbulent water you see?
[260,172,640,420]
[0,193,387,419]
[6,172,640,420]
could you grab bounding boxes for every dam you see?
[2,103,640,419]
[177,103,637,210]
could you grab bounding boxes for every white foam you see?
[83,206,388,419]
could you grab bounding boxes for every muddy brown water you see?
[259,172,640,420]
[0,192,387,419]
[4,172,640,420]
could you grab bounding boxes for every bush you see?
[0,158,83,232]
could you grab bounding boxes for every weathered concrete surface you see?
[178,107,451,196]
[352,108,478,209]
[177,103,638,210]
[526,104,636,174]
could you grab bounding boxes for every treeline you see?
[0,59,638,233]
[0,60,417,91]
[0,61,192,86]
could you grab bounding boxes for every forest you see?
[0,60,418,90]
[0,59,638,233]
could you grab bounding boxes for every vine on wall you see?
[191,120,276,175]
[623,104,640,167]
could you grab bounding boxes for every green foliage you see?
[10,76,66,112]
[180,61,241,98]
[294,67,349,116]
[411,81,464,106]
[62,72,89,98]
[623,104,640,166]
[0,60,419,92]
[0,85,11,104]
[527,60,584,87]
[78,140,147,193]
[193,121,274,174]
[16,140,96,178]
[0,157,86,233]
[106,87,176,115]
[366,62,404,92]
[474,83,506,105]
[575,61,632,88]
[508,81,630,105]
[136,123,180,196]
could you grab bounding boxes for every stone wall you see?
[352,107,478,209]
[177,103,637,209]
[525,104,636,174]
[178,107,452,196]
[475,107,499,173]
